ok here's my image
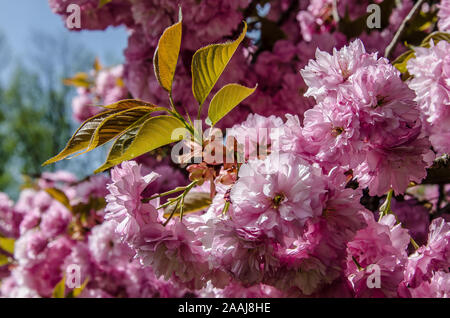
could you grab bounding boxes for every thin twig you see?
[437,184,446,210]
[332,0,340,23]
[384,0,426,59]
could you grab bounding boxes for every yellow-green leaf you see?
[87,105,165,151]
[0,254,10,266]
[98,0,112,8]
[42,110,118,166]
[72,197,106,216]
[421,31,450,47]
[154,10,182,92]
[95,115,186,173]
[93,117,150,173]
[207,83,257,126]
[191,21,247,106]
[52,275,66,298]
[393,32,450,77]
[0,237,15,254]
[67,278,89,298]
[164,192,212,218]
[45,188,72,212]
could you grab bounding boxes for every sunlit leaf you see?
[72,197,106,215]
[45,188,72,211]
[392,49,415,75]
[207,83,257,126]
[421,31,450,47]
[0,237,15,254]
[87,105,165,151]
[52,275,66,298]
[392,32,450,78]
[93,57,102,72]
[95,115,186,173]
[92,115,151,173]
[63,72,91,88]
[164,192,212,217]
[154,9,182,93]
[67,278,89,298]
[191,21,247,106]
[0,254,10,266]
[102,99,158,110]
[43,110,118,165]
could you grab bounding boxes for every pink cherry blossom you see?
[105,161,160,239]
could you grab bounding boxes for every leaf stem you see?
[410,237,420,250]
[160,180,198,226]
[141,185,188,203]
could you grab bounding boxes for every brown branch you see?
[384,0,426,59]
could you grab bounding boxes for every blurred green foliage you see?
[0,31,94,197]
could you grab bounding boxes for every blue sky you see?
[0,1,128,67]
[0,1,129,189]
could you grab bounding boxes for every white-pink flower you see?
[300,39,383,102]
[230,153,327,243]
[105,161,160,239]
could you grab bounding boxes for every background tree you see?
[0,31,95,197]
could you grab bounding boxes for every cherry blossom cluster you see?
[71,64,128,122]
[0,163,189,298]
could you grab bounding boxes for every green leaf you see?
[338,0,395,38]
[43,100,165,166]
[93,57,102,72]
[98,0,112,8]
[0,237,15,254]
[63,72,91,88]
[207,83,257,126]
[67,278,89,298]
[164,192,212,218]
[72,197,106,215]
[392,49,415,75]
[0,253,10,266]
[421,31,450,47]
[191,21,247,106]
[45,188,72,212]
[95,115,186,173]
[52,275,66,298]
[87,105,165,151]
[42,110,118,165]
[154,9,182,93]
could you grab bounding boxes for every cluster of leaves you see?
[44,11,256,174]
[0,236,14,268]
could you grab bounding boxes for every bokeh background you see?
[0,1,128,198]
